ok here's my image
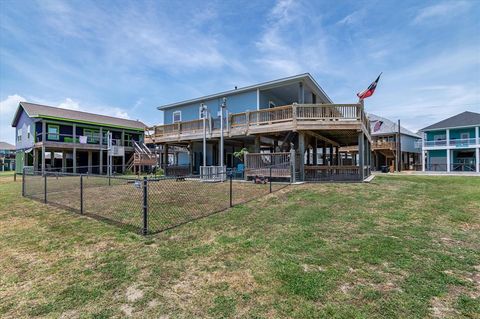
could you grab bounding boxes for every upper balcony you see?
[35,132,138,150]
[150,103,370,144]
[423,138,478,148]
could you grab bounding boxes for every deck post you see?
[298,132,305,181]
[99,127,103,174]
[73,124,77,174]
[41,120,46,175]
[62,151,66,173]
[313,138,318,165]
[163,144,168,176]
[254,135,260,153]
[358,132,365,181]
[87,150,92,174]
[33,148,38,172]
[290,145,296,183]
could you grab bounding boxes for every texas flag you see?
[357,73,382,101]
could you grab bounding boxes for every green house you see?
[11,102,147,174]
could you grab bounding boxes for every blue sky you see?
[1,0,479,144]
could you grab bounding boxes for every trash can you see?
[381,165,389,173]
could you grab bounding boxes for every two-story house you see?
[150,73,373,182]
[0,142,16,171]
[419,111,480,173]
[11,102,147,174]
[368,114,421,171]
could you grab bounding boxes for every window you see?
[27,125,31,139]
[269,100,276,108]
[47,124,59,140]
[83,128,100,144]
[173,111,181,123]
[17,129,22,142]
[434,134,446,141]
[461,132,470,139]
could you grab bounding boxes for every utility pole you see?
[220,97,227,170]
[201,103,207,169]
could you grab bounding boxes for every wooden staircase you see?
[127,140,157,173]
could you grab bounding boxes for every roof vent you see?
[234,86,237,90]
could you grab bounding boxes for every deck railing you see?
[304,165,361,181]
[152,103,369,139]
[245,152,291,178]
[372,140,396,150]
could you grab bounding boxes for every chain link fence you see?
[22,168,288,234]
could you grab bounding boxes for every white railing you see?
[449,138,477,147]
[200,166,226,181]
[424,138,478,148]
[424,140,447,147]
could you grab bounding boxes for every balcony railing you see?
[424,140,447,147]
[423,138,478,148]
[152,103,370,140]
[372,140,396,150]
[449,138,477,147]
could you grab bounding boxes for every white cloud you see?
[54,98,131,120]
[0,94,24,115]
[57,98,80,110]
[337,9,365,25]
[255,0,331,77]
[0,94,25,144]
[413,1,471,24]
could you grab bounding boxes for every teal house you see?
[420,111,480,173]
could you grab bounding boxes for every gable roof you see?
[0,141,15,150]
[11,102,146,131]
[420,111,480,131]
[157,73,333,110]
[368,114,420,138]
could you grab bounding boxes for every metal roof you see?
[420,111,480,131]
[157,73,333,110]
[0,141,15,150]
[11,102,146,130]
[368,113,420,138]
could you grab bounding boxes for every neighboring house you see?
[368,114,421,171]
[150,73,373,182]
[11,102,146,174]
[0,142,16,171]
[419,111,480,173]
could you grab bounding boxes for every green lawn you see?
[0,175,479,318]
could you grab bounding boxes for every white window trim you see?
[173,111,182,123]
[434,134,446,141]
[27,125,31,139]
[460,132,470,139]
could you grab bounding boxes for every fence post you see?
[14,172,16,182]
[22,167,25,197]
[80,175,84,214]
[229,172,233,207]
[269,166,272,193]
[44,173,47,203]
[142,177,148,235]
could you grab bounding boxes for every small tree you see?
[233,148,248,162]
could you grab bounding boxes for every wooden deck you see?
[150,103,371,144]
